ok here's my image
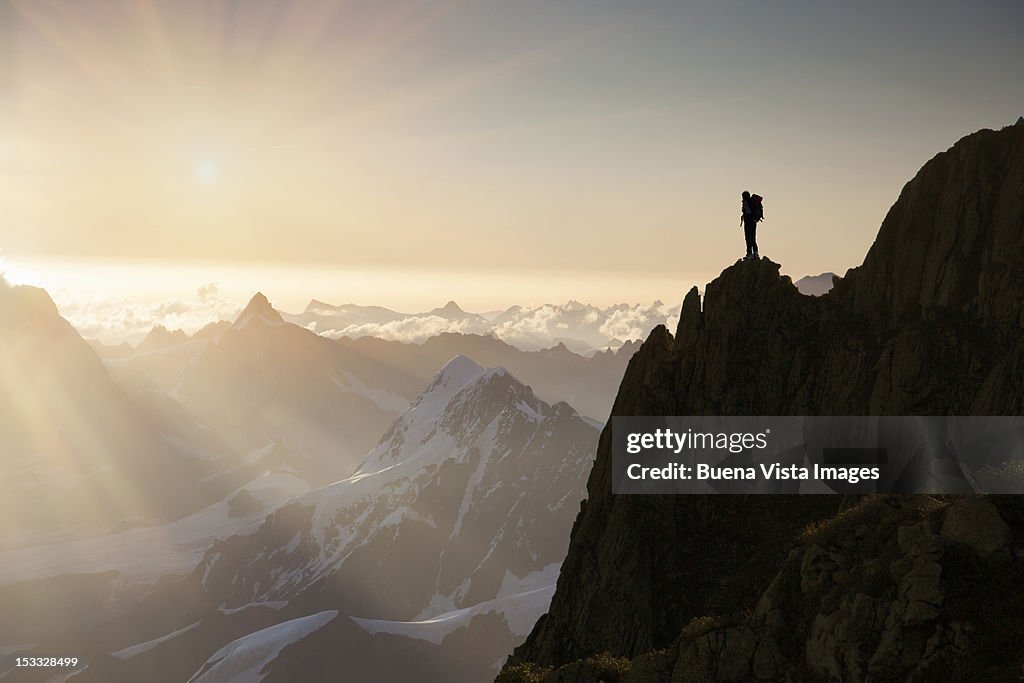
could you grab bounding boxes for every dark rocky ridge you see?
[503,123,1024,681]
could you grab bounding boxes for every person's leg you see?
[752,226,758,258]
[744,222,755,257]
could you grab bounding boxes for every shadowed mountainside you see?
[0,280,233,541]
[503,122,1024,681]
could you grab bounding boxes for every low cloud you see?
[52,283,240,346]
[313,300,681,353]
[598,302,678,341]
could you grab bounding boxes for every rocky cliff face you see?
[503,123,1024,682]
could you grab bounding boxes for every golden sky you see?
[2,0,1023,310]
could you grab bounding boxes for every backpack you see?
[749,194,764,222]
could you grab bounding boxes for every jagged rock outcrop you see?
[503,123,1024,682]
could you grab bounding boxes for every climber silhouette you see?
[741,191,763,260]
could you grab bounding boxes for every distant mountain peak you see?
[541,341,580,357]
[356,355,556,479]
[794,271,838,296]
[305,299,335,312]
[394,355,520,437]
[234,292,285,329]
[431,300,465,316]
[438,354,483,378]
[137,325,189,352]
[426,355,486,396]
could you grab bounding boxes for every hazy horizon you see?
[0,253,700,339]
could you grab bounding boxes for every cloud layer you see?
[52,284,241,346]
[36,278,680,353]
[305,300,681,353]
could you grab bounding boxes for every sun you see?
[194,158,221,186]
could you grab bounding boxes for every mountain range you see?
[283,298,675,357]
[100,298,638,468]
[80,296,675,356]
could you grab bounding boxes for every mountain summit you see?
[505,124,1024,681]
[234,292,285,328]
[428,300,485,323]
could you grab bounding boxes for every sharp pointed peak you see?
[436,300,464,313]
[246,291,272,308]
[234,292,284,328]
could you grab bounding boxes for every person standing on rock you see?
[741,190,763,260]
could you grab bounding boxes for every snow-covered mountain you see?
[0,284,613,681]
[332,333,638,422]
[68,357,598,682]
[193,355,597,618]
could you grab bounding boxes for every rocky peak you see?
[233,292,285,328]
[304,298,336,313]
[504,123,1024,680]
[137,325,189,352]
[545,342,574,356]
[836,124,1024,330]
[431,300,466,316]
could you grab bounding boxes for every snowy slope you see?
[186,610,338,683]
[350,562,561,645]
[0,471,308,587]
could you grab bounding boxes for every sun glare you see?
[0,260,41,287]
[194,159,221,185]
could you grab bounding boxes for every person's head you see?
[742,190,750,200]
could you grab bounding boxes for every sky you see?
[1,0,1023,336]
